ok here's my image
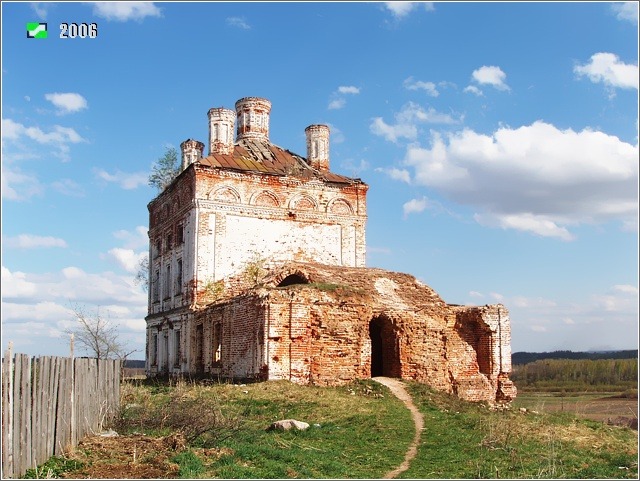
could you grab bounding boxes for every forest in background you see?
[511,351,638,393]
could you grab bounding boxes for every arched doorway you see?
[369,315,401,378]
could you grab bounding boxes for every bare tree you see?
[134,254,149,292]
[67,304,138,362]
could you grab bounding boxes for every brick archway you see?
[369,315,401,378]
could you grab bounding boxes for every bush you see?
[117,379,242,447]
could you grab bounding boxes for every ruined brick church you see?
[145,97,517,403]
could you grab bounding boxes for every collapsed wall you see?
[190,261,517,403]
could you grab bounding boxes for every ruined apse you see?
[144,96,517,404]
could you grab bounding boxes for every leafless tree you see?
[67,304,138,362]
[134,254,149,292]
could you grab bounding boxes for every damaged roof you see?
[196,139,363,185]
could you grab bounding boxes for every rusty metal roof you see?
[196,139,363,185]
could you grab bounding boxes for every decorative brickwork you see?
[145,97,516,404]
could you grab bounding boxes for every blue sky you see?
[2,1,638,359]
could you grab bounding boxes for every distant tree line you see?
[512,349,638,365]
[511,358,637,392]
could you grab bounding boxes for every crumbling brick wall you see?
[190,262,517,403]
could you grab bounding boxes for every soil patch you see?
[60,433,232,479]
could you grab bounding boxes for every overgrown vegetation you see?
[401,383,637,479]
[149,146,180,192]
[24,378,637,479]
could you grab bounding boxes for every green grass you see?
[172,450,206,478]
[400,382,638,479]
[22,456,84,479]
[28,379,638,479]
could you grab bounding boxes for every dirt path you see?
[372,377,424,479]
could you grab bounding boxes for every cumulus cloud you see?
[94,168,148,190]
[509,284,638,351]
[45,92,88,114]
[370,102,462,142]
[91,2,161,21]
[471,65,510,91]
[328,98,346,110]
[338,86,360,95]
[226,16,251,29]
[113,226,149,250]
[1,266,148,357]
[611,2,638,24]
[3,234,68,249]
[106,248,147,274]
[383,2,434,19]
[375,167,411,184]
[2,118,85,161]
[328,86,360,110]
[403,77,439,97]
[402,197,429,217]
[390,121,637,240]
[574,52,639,93]
[1,167,43,201]
[463,85,483,96]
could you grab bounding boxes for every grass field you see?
[24,379,638,479]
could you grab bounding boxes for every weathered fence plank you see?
[1,353,121,479]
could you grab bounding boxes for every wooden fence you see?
[1,347,121,479]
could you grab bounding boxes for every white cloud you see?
[474,212,575,242]
[370,117,417,143]
[51,178,85,197]
[611,2,638,25]
[376,167,411,184]
[383,2,434,18]
[394,121,638,239]
[1,167,43,201]
[328,98,346,110]
[94,168,148,190]
[3,234,68,249]
[226,16,251,29]
[504,286,638,352]
[338,86,360,95]
[113,226,149,250]
[463,85,483,96]
[30,2,51,19]
[2,118,86,161]
[44,92,88,114]
[328,86,360,110]
[91,2,161,21]
[471,65,510,91]
[403,77,439,97]
[574,52,639,92]
[370,102,462,142]
[403,197,429,217]
[106,248,147,274]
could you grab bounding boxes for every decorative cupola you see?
[235,97,271,142]
[208,107,235,155]
[305,124,330,171]
[180,139,205,171]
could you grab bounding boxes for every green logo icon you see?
[27,22,47,39]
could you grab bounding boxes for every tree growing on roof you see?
[149,146,180,192]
